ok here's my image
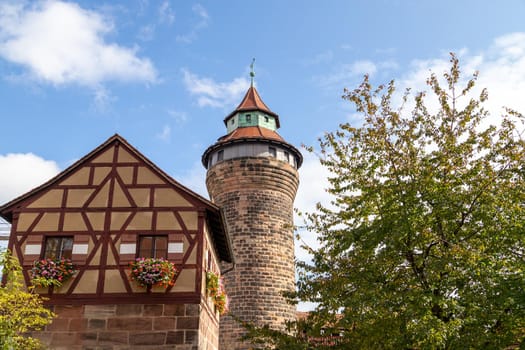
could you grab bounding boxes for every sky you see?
[1,1,525,303]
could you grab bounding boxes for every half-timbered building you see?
[0,134,233,349]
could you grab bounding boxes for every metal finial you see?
[250,58,255,87]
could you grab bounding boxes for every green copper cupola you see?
[225,105,278,133]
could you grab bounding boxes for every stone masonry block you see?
[107,317,152,331]
[166,330,185,344]
[177,316,199,330]
[129,332,167,346]
[163,304,185,316]
[87,318,106,330]
[68,317,88,331]
[143,304,164,316]
[116,304,143,316]
[50,332,78,346]
[98,331,129,345]
[84,305,116,318]
[185,303,200,316]
[46,317,69,331]
[54,305,84,318]
[153,316,176,330]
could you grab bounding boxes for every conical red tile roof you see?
[224,86,280,128]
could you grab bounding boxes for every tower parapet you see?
[203,83,302,349]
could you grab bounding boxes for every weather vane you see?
[250,58,255,87]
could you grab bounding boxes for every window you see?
[138,235,168,258]
[264,116,269,123]
[284,152,290,162]
[269,147,277,157]
[217,150,224,161]
[246,114,251,123]
[43,236,73,260]
[230,119,235,125]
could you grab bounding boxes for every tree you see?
[247,54,525,349]
[0,250,54,350]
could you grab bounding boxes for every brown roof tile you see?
[218,126,284,143]
[224,86,280,128]
[236,86,272,113]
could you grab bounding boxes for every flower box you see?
[31,258,76,288]
[129,257,177,289]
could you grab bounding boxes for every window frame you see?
[42,236,74,260]
[137,235,168,259]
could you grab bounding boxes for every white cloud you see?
[302,50,334,66]
[314,60,378,88]
[92,85,117,112]
[182,69,250,108]
[158,1,175,25]
[168,109,188,124]
[294,153,331,265]
[176,3,209,43]
[394,32,525,127]
[0,1,157,87]
[138,24,155,41]
[156,124,172,142]
[295,153,331,219]
[0,153,60,205]
[192,4,209,21]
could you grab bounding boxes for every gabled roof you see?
[0,134,233,263]
[223,86,281,128]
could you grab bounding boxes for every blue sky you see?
[1,1,525,284]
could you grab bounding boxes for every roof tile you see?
[224,86,280,127]
[218,126,284,143]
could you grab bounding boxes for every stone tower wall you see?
[206,156,299,350]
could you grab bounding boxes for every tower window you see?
[217,150,224,161]
[43,236,73,260]
[246,114,251,123]
[269,147,276,157]
[264,116,269,123]
[138,235,168,258]
[284,152,290,162]
[231,119,235,125]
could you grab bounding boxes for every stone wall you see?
[198,301,220,350]
[32,302,218,350]
[206,157,300,350]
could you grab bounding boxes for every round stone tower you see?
[202,80,302,349]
